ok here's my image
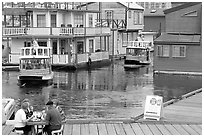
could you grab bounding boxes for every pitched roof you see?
[154,33,201,45]
[119,2,144,10]
[164,2,201,14]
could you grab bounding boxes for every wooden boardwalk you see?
[2,90,202,135]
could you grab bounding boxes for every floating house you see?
[153,2,202,74]
[2,2,111,70]
[81,2,145,58]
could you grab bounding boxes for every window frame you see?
[128,10,132,19]
[89,39,94,53]
[88,14,93,27]
[51,14,57,27]
[133,11,139,25]
[105,10,113,20]
[156,45,170,57]
[37,14,46,27]
[172,45,186,58]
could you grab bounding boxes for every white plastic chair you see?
[15,130,24,135]
[51,125,64,135]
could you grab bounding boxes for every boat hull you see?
[17,72,54,87]
[124,60,150,69]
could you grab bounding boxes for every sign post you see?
[144,95,163,121]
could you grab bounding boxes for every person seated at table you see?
[52,99,66,122]
[43,100,62,135]
[14,102,34,135]
[22,98,34,119]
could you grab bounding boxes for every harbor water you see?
[2,60,202,119]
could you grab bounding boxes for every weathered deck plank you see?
[122,123,135,135]
[139,124,153,135]
[114,123,126,135]
[164,124,180,135]
[105,123,117,135]
[80,124,89,135]
[97,123,107,135]
[63,124,72,135]
[155,124,171,135]
[89,124,98,135]
[172,124,190,135]
[181,124,199,135]
[131,123,144,135]
[147,124,162,135]
[72,124,80,135]
[189,124,202,134]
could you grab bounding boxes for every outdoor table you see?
[27,121,48,135]
[27,111,48,135]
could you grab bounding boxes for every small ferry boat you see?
[17,41,54,86]
[124,41,151,69]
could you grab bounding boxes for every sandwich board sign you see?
[144,95,163,121]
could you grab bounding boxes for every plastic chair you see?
[15,130,24,135]
[51,125,64,135]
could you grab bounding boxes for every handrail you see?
[3,27,110,36]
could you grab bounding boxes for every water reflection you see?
[2,60,202,119]
[153,74,202,102]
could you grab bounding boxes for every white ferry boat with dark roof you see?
[17,41,54,86]
[124,41,151,69]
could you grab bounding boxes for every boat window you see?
[20,59,48,70]
[127,49,146,56]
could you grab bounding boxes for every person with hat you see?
[43,100,62,135]
[52,99,66,123]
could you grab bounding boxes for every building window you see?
[145,2,149,9]
[74,14,83,27]
[172,45,186,57]
[89,39,94,53]
[183,11,198,17]
[140,2,144,8]
[150,2,155,9]
[38,41,47,47]
[51,14,56,27]
[139,12,143,24]
[37,14,46,27]
[105,10,113,20]
[52,41,57,54]
[128,10,131,19]
[77,41,84,54]
[155,3,160,8]
[156,45,170,57]
[162,3,166,8]
[133,11,139,25]
[88,14,93,27]
[24,41,31,47]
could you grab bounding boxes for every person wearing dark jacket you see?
[43,100,62,135]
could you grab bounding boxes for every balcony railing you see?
[3,28,25,36]
[2,27,110,37]
[3,2,97,11]
[123,41,151,49]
